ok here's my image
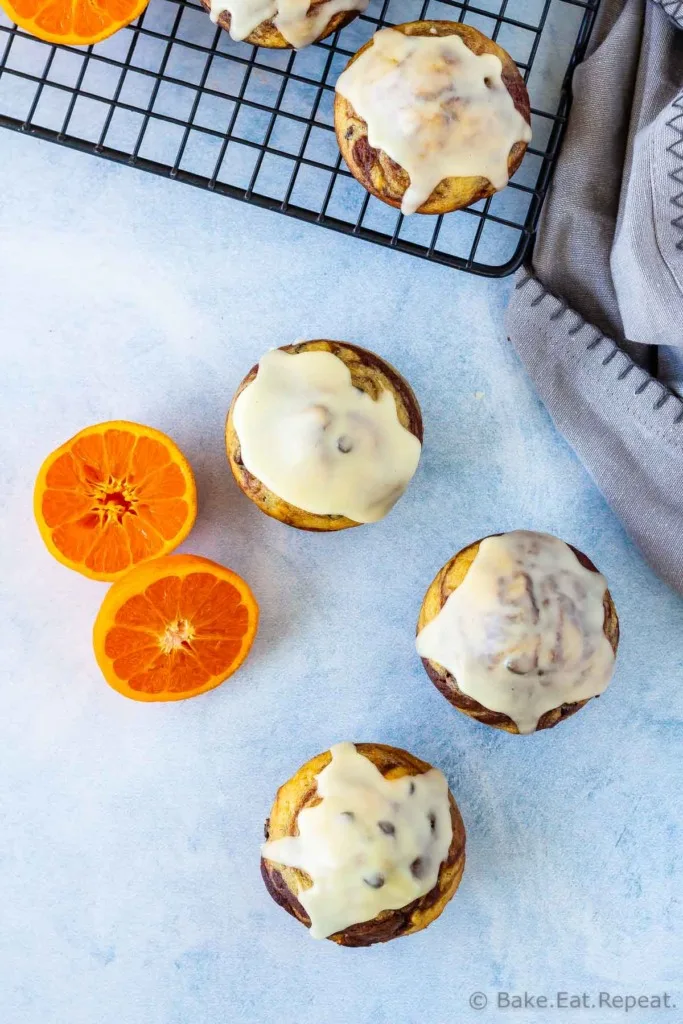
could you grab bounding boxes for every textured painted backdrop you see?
[1,130,681,1024]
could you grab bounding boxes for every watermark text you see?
[468,991,676,1012]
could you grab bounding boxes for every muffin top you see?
[231,345,422,523]
[262,742,453,939]
[335,24,532,215]
[416,531,617,734]
[207,0,367,47]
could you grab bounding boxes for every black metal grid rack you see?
[0,0,598,276]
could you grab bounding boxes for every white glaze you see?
[232,346,421,523]
[416,532,616,734]
[209,0,368,49]
[335,27,532,215]
[262,742,453,939]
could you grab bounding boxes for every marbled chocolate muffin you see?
[226,340,423,531]
[416,531,620,734]
[335,21,532,215]
[261,742,466,946]
[199,0,365,49]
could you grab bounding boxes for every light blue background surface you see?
[1,125,682,1024]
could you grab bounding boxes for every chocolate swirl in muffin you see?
[200,0,367,49]
[335,22,531,215]
[226,341,423,532]
[417,532,620,734]
[261,743,466,946]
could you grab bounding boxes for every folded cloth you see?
[506,0,683,594]
[652,0,683,29]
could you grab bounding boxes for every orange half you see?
[34,421,197,582]
[93,554,259,702]
[1,0,150,46]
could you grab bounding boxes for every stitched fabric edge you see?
[514,271,683,432]
[668,93,683,250]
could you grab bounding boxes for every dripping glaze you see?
[262,742,453,939]
[416,532,616,734]
[335,27,532,215]
[231,347,421,523]
[208,0,368,48]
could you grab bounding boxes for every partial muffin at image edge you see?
[198,0,362,49]
[225,339,423,531]
[416,532,620,734]
[334,21,532,215]
[261,742,466,946]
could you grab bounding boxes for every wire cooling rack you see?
[0,0,598,276]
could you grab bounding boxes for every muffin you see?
[416,531,619,734]
[226,340,423,531]
[200,0,367,49]
[261,742,466,945]
[335,21,532,215]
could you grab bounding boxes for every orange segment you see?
[34,421,197,582]
[93,555,259,702]
[1,0,149,46]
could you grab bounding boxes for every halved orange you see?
[1,0,150,46]
[35,421,197,582]
[93,554,259,701]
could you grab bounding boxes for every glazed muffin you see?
[416,531,619,734]
[200,0,367,49]
[226,340,423,531]
[335,21,532,215]
[261,742,466,945]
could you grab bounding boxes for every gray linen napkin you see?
[506,0,683,594]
